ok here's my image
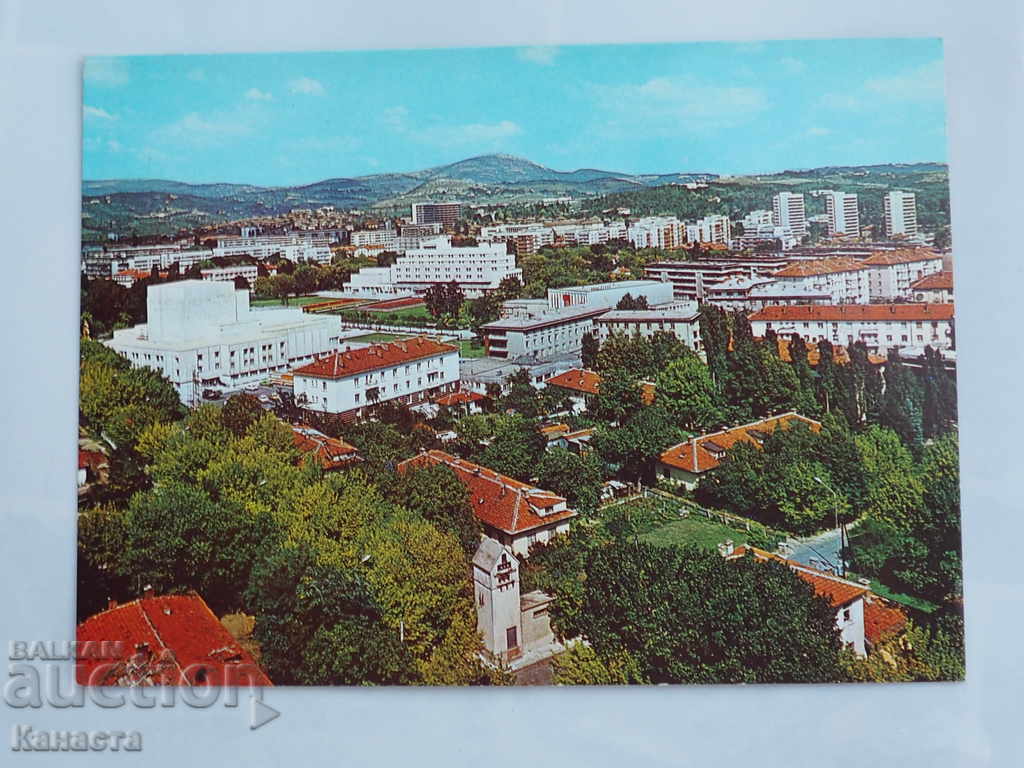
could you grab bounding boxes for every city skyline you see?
[83,38,947,186]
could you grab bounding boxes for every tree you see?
[293,264,320,296]
[221,393,266,437]
[553,541,845,684]
[580,332,600,370]
[552,643,647,685]
[880,350,925,451]
[272,273,296,304]
[493,274,523,303]
[592,405,687,483]
[468,292,500,330]
[389,464,482,556]
[537,448,604,515]
[253,275,275,298]
[476,414,546,481]
[655,352,722,431]
[591,367,644,424]
[615,293,649,311]
[423,281,464,320]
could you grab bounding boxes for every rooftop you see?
[861,247,941,266]
[726,546,869,609]
[910,271,953,291]
[397,450,577,535]
[290,424,360,470]
[660,412,821,474]
[292,336,457,379]
[772,257,868,278]
[76,592,272,687]
[748,304,955,323]
[545,368,602,396]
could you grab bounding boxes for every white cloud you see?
[155,111,258,146]
[822,59,945,111]
[590,75,769,136]
[382,105,521,148]
[84,58,129,87]
[245,88,273,102]
[518,46,559,65]
[84,105,116,121]
[806,125,831,137]
[289,77,325,95]
[780,57,806,75]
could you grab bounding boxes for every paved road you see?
[783,527,847,575]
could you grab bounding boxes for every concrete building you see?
[883,191,918,238]
[659,413,821,489]
[292,336,459,420]
[107,280,341,404]
[770,257,871,304]
[644,258,788,300]
[200,264,260,285]
[213,233,332,264]
[351,228,397,250]
[824,191,861,237]
[627,216,685,250]
[470,538,559,665]
[481,305,607,360]
[594,303,702,353]
[342,236,521,298]
[399,451,576,558]
[748,303,955,355]
[412,202,462,229]
[862,247,944,300]
[910,271,953,303]
[703,276,777,310]
[733,223,799,251]
[688,214,732,245]
[546,279,674,311]
[773,192,807,237]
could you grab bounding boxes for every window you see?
[505,626,518,650]
[842,608,851,622]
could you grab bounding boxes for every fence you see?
[640,486,785,546]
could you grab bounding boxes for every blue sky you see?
[83,39,947,186]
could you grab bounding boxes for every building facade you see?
[107,280,341,404]
[772,192,807,237]
[593,303,702,353]
[748,303,955,355]
[411,202,462,229]
[862,248,944,300]
[292,336,459,419]
[883,191,918,238]
[770,257,871,304]
[825,191,861,237]
[644,258,788,300]
[627,216,685,250]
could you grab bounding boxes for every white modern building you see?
[748,303,955,355]
[351,229,397,250]
[292,336,459,419]
[687,214,732,245]
[862,248,944,300]
[342,236,522,298]
[481,305,608,360]
[107,280,342,404]
[910,271,953,303]
[825,191,861,238]
[883,191,919,238]
[411,202,462,229]
[627,216,685,250]
[644,258,788,300]
[772,192,807,237]
[213,234,332,264]
[594,302,702,353]
[770,257,871,304]
[200,264,260,285]
[546,279,674,311]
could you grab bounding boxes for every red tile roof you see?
[76,593,272,687]
[397,450,577,535]
[748,303,955,323]
[727,546,868,608]
[291,425,360,470]
[546,368,601,396]
[293,336,457,379]
[772,257,868,278]
[78,449,108,472]
[910,271,953,291]
[659,412,820,474]
[861,247,941,266]
[434,390,487,407]
[863,597,908,645]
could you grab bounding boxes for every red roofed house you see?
[546,368,655,415]
[397,450,577,557]
[749,303,955,356]
[910,270,953,303]
[658,412,821,489]
[862,247,943,300]
[434,388,488,415]
[770,257,871,304]
[290,424,361,470]
[76,590,272,687]
[720,544,906,657]
[292,336,459,421]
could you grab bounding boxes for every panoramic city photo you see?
[77,39,961,687]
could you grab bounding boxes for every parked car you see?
[202,389,222,400]
[243,383,259,392]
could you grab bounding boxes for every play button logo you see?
[250,696,281,730]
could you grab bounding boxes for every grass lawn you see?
[459,339,486,359]
[250,295,325,308]
[597,497,749,553]
[343,332,412,344]
[639,517,750,552]
[340,305,432,323]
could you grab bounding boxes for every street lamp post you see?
[814,476,845,578]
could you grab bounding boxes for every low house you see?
[76,589,272,686]
[398,450,577,558]
[545,368,655,414]
[472,537,560,666]
[434,388,488,416]
[720,544,905,657]
[290,424,361,470]
[658,412,821,489]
